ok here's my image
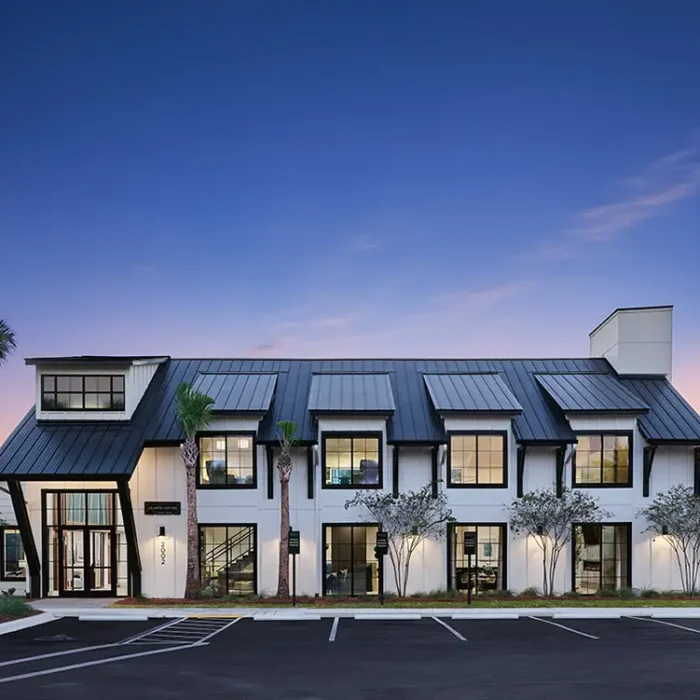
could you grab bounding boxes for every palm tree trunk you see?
[183,440,200,599]
[278,478,290,597]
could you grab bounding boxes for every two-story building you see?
[0,305,698,599]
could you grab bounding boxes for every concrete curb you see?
[0,612,56,637]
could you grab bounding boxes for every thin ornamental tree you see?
[345,484,454,597]
[0,319,16,366]
[276,420,299,598]
[175,382,214,599]
[508,487,608,596]
[640,485,700,595]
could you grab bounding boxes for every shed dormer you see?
[26,355,169,422]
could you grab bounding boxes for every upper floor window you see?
[448,433,507,488]
[198,434,256,488]
[323,433,382,488]
[1,527,25,582]
[41,375,126,411]
[573,433,631,487]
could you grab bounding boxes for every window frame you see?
[198,523,257,596]
[446,431,509,489]
[196,432,258,490]
[572,431,633,489]
[40,374,126,412]
[321,431,384,490]
[571,522,632,594]
[446,522,508,593]
[322,522,381,596]
[0,527,25,582]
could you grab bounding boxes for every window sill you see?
[197,484,257,490]
[572,483,633,489]
[321,484,383,490]
[447,483,508,489]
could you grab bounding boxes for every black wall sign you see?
[463,531,477,556]
[288,529,301,555]
[144,501,182,516]
[376,531,389,555]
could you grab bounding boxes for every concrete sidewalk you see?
[29,601,700,620]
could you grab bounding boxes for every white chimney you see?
[589,305,673,378]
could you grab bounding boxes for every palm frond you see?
[0,320,17,366]
[277,420,299,448]
[175,383,214,439]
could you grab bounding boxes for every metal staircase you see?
[201,528,255,595]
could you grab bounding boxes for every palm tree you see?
[276,420,299,597]
[175,382,214,599]
[0,320,16,366]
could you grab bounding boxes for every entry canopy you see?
[535,373,649,413]
[192,373,277,412]
[308,373,395,413]
[423,374,523,414]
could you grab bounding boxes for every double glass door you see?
[60,527,116,596]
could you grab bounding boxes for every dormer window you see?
[41,375,126,411]
[322,433,383,488]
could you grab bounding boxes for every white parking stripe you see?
[329,617,340,642]
[627,616,700,635]
[0,643,118,669]
[432,616,466,641]
[527,616,599,640]
[194,617,241,643]
[120,618,185,644]
[0,644,193,685]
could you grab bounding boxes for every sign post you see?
[375,530,389,606]
[288,528,300,606]
[463,532,477,605]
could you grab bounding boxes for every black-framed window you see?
[448,523,506,594]
[573,433,632,487]
[573,523,631,594]
[322,433,382,488]
[0,527,25,582]
[323,524,379,596]
[198,434,256,488]
[200,525,256,596]
[448,433,507,487]
[41,375,126,411]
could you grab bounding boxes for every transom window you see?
[323,434,382,488]
[448,433,507,487]
[0,528,25,582]
[41,375,126,411]
[574,434,631,486]
[198,435,256,488]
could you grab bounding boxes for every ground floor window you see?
[199,525,256,596]
[573,523,631,594]
[0,527,25,582]
[448,523,506,594]
[324,524,379,596]
[43,491,128,597]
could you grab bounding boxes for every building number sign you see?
[160,540,167,566]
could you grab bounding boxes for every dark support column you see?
[516,445,527,497]
[555,445,566,498]
[117,479,142,598]
[392,446,400,497]
[643,445,658,498]
[266,445,274,500]
[307,446,314,499]
[694,448,700,496]
[8,481,40,598]
[431,446,439,499]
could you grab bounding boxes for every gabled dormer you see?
[26,355,169,422]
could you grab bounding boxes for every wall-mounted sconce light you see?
[158,526,166,538]
[536,526,545,536]
[661,525,669,536]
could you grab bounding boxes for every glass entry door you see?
[59,527,116,596]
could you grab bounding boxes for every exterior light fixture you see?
[536,526,545,536]
[158,526,166,538]
[661,525,669,536]
[411,526,419,536]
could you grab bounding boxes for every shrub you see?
[660,590,685,599]
[560,590,581,599]
[614,587,639,600]
[518,587,541,598]
[593,588,618,598]
[0,596,33,618]
[639,588,660,599]
[420,587,461,599]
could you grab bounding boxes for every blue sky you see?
[1,0,699,440]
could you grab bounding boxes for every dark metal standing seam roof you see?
[423,374,523,413]
[534,373,650,413]
[1,357,699,479]
[192,373,277,412]
[307,374,395,412]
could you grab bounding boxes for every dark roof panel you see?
[423,374,522,413]
[308,374,395,412]
[535,373,649,413]
[192,373,277,412]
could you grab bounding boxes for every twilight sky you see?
[1,0,699,443]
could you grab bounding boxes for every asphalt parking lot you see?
[3,615,700,698]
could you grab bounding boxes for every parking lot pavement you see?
[5,616,700,698]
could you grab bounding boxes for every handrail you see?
[202,528,252,566]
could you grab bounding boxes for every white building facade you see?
[0,305,698,599]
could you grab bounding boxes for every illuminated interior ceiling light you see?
[238,438,250,449]
[216,439,226,451]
